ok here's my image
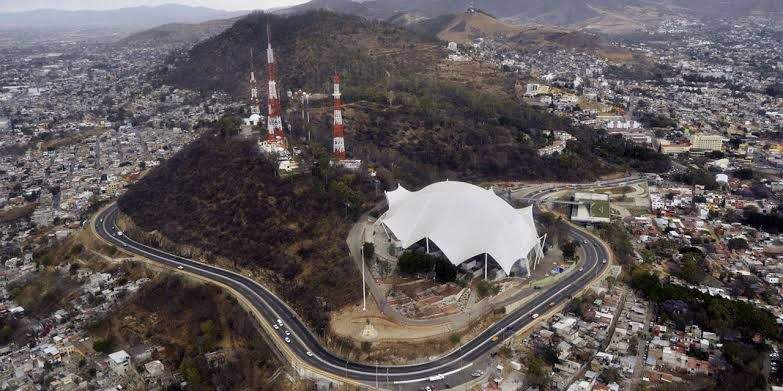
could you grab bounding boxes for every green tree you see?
[200,320,216,337]
[0,325,13,344]
[640,248,656,264]
[179,357,202,385]
[217,115,241,137]
[677,253,703,284]
[600,367,621,383]
[728,237,749,251]
[476,280,500,299]
[92,338,112,353]
[362,242,375,260]
[560,239,577,260]
[526,356,551,387]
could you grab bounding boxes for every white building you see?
[525,83,551,97]
[378,181,545,276]
[690,133,723,152]
[258,140,299,172]
[538,140,567,156]
[108,350,131,375]
[242,113,262,127]
[571,192,611,224]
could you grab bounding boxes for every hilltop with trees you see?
[159,11,668,187]
[118,136,376,330]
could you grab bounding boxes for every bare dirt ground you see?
[329,295,505,364]
[328,248,571,364]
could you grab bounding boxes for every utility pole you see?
[248,48,260,116]
[361,229,367,312]
[484,253,488,280]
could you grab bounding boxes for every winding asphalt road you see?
[92,178,639,388]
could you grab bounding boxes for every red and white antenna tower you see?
[265,24,285,144]
[332,72,346,161]
[248,48,260,115]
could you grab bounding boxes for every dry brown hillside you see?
[437,11,524,43]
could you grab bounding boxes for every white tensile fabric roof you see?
[381,181,539,274]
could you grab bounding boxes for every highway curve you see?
[92,179,633,388]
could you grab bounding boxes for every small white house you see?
[108,350,131,375]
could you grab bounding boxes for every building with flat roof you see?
[108,350,131,375]
[690,133,723,153]
[659,139,691,155]
[571,192,611,224]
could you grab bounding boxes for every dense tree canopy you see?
[119,136,376,329]
[630,269,780,341]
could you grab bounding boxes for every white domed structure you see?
[378,181,545,276]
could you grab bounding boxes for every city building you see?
[108,350,131,375]
[690,133,724,152]
[525,83,551,97]
[571,192,611,224]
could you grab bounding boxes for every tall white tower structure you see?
[332,72,346,161]
[265,24,285,145]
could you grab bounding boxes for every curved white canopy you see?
[381,181,540,274]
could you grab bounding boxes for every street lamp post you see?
[361,227,367,312]
[484,253,488,280]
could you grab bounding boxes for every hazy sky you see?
[0,0,310,12]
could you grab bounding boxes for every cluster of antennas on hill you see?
[243,24,360,173]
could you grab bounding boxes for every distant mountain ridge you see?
[119,18,239,46]
[435,10,523,43]
[389,10,603,52]
[277,0,783,32]
[163,10,443,101]
[0,4,248,30]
